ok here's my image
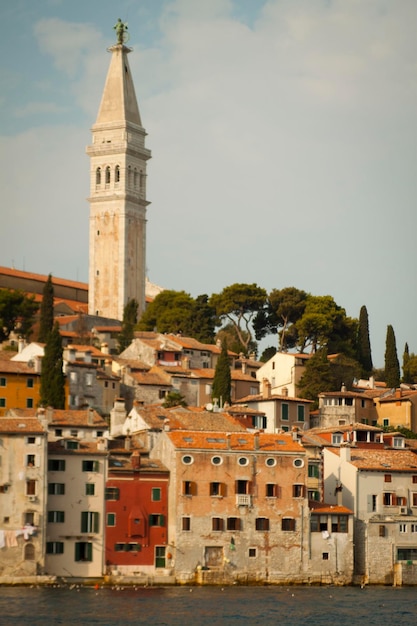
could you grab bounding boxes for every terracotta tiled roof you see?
[114,358,151,371]
[308,423,383,434]
[328,447,417,471]
[0,266,87,290]
[237,393,313,404]
[131,368,172,386]
[309,501,353,515]
[0,416,45,434]
[166,430,304,452]
[0,360,40,374]
[7,407,108,428]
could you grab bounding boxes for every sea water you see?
[0,584,416,625]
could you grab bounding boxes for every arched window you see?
[128,165,132,187]
[133,168,138,189]
[105,166,111,185]
[24,543,35,560]
[96,167,101,185]
[115,165,120,183]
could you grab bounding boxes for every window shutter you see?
[220,482,227,497]
[160,514,165,527]
[94,513,99,533]
[191,481,197,496]
[75,543,81,561]
[81,512,88,533]
[87,542,92,561]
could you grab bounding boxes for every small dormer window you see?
[393,437,405,448]
[66,440,79,450]
[332,433,342,445]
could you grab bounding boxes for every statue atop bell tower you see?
[86,23,151,321]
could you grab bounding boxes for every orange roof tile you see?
[166,430,304,452]
[328,447,417,471]
[0,417,45,434]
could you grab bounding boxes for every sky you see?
[0,0,416,367]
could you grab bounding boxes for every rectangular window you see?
[27,378,34,388]
[48,483,65,495]
[292,484,304,498]
[55,429,62,437]
[248,548,257,558]
[308,464,319,478]
[26,454,36,467]
[226,517,241,531]
[413,493,417,506]
[212,517,224,531]
[0,378,6,387]
[155,546,166,568]
[266,483,280,498]
[48,459,66,471]
[183,481,197,496]
[75,542,92,562]
[0,398,6,408]
[182,517,191,531]
[383,492,395,506]
[322,552,329,560]
[281,403,289,420]
[413,476,417,484]
[399,523,407,533]
[81,511,99,533]
[152,488,161,502]
[297,405,305,422]
[107,513,116,526]
[105,487,120,500]
[383,418,389,427]
[26,480,36,496]
[85,483,95,496]
[85,373,93,386]
[82,460,99,472]
[384,474,392,483]
[310,516,319,532]
[149,514,165,527]
[411,524,417,533]
[26,398,34,409]
[282,518,296,531]
[331,515,348,533]
[397,548,417,561]
[379,525,386,537]
[308,490,320,501]
[210,482,226,497]
[46,542,64,554]
[158,390,167,399]
[48,511,65,523]
[255,517,270,531]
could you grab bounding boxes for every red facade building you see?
[105,448,170,576]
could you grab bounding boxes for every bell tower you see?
[87,22,151,320]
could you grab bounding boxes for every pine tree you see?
[40,322,65,408]
[357,305,373,375]
[118,299,138,352]
[38,274,54,343]
[212,339,232,407]
[384,325,400,389]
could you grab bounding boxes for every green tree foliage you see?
[212,339,232,406]
[0,289,39,342]
[255,287,307,351]
[216,323,257,357]
[292,295,356,356]
[38,274,54,343]
[297,348,335,409]
[209,283,267,355]
[384,325,400,389]
[40,322,65,409]
[162,390,187,408]
[137,290,216,343]
[260,346,277,363]
[357,305,373,375]
[402,343,417,384]
[118,299,138,352]
[380,424,417,440]
[329,354,362,391]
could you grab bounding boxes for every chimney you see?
[253,430,260,450]
[241,358,247,375]
[395,388,402,399]
[340,443,351,463]
[182,356,190,370]
[18,337,25,353]
[97,438,107,451]
[125,436,131,451]
[34,355,42,374]
[88,407,94,425]
[101,343,109,355]
[282,386,288,397]
[291,426,299,441]
[369,376,375,389]
[341,383,346,392]
[164,419,170,432]
[46,406,54,424]
[131,450,140,470]
[262,378,271,399]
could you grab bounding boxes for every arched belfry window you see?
[96,167,101,186]
[105,166,111,185]
[133,168,138,189]
[128,165,132,187]
[115,165,120,183]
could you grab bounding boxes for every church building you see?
[86,26,151,321]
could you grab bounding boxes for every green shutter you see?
[87,542,92,561]
[75,542,81,561]
[81,511,88,533]
[93,512,99,533]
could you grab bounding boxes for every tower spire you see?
[86,24,151,321]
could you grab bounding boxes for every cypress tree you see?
[40,322,65,408]
[402,342,410,383]
[212,339,232,407]
[357,305,373,375]
[384,325,400,389]
[118,299,138,352]
[38,274,54,343]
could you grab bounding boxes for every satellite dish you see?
[206,403,213,412]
